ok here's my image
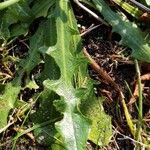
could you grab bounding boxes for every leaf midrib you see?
[57,1,78,149]
[58,1,69,85]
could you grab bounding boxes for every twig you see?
[83,47,119,90]
[128,83,144,105]
[129,0,150,13]
[73,0,108,26]
[0,121,15,134]
[83,47,135,136]
[0,72,12,78]
[140,73,150,80]
[128,73,150,105]
[3,63,13,77]
[113,126,149,148]
[13,128,35,143]
[80,24,101,37]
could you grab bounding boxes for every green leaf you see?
[7,0,33,22]
[30,89,61,147]
[0,79,21,129]
[77,80,112,147]
[92,0,150,62]
[145,0,150,5]
[113,0,142,18]
[89,99,111,146]
[12,119,61,149]
[0,0,32,41]
[0,0,55,41]
[80,94,112,146]
[0,0,20,10]
[0,23,46,129]
[44,1,91,149]
[31,0,55,18]
[30,15,63,148]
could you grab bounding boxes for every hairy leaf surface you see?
[80,91,112,146]
[44,1,90,149]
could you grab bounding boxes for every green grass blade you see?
[113,0,142,18]
[134,60,143,149]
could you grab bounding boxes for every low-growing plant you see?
[0,0,150,149]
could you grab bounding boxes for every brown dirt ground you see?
[73,2,150,149]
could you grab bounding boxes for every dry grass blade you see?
[83,47,119,90]
[128,73,150,105]
[128,83,144,105]
[0,121,15,133]
[13,127,35,143]
[80,24,101,37]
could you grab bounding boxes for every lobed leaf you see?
[0,0,113,148]
[43,0,91,149]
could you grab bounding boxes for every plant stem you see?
[134,59,143,149]
[119,91,135,136]
[0,0,20,10]
[129,0,150,13]
[74,0,108,26]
